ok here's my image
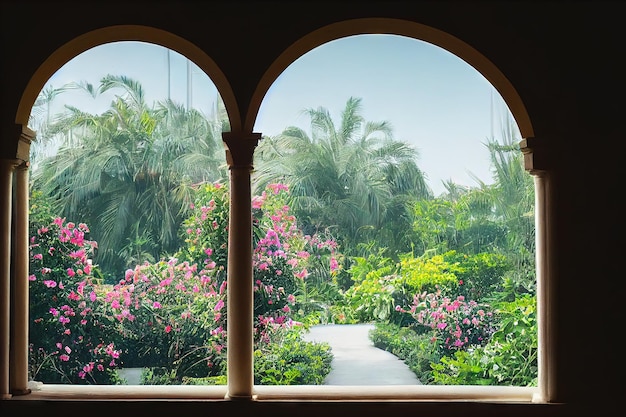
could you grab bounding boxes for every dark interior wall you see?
[1,1,624,416]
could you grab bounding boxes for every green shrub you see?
[431,294,537,386]
[343,251,461,324]
[442,251,510,302]
[254,328,333,385]
[370,322,438,384]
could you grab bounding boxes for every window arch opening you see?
[252,33,539,394]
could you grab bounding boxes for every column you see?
[531,172,545,403]
[222,132,260,400]
[0,159,20,399]
[10,161,31,395]
[520,137,556,403]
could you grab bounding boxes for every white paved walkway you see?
[301,323,422,385]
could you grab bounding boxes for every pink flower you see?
[67,268,75,277]
[125,269,134,281]
[59,354,70,362]
[330,257,339,272]
[165,325,172,333]
[33,253,43,260]
[268,183,289,194]
[252,196,264,209]
[294,269,308,279]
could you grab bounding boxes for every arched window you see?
[1,17,555,413]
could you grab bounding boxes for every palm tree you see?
[32,75,227,279]
[253,96,430,255]
[455,109,535,295]
[29,83,78,166]
[480,116,535,295]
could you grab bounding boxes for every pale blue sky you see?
[42,36,517,196]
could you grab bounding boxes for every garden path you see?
[302,323,422,385]
[118,323,422,385]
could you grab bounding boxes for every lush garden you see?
[27,75,537,386]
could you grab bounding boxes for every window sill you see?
[11,382,540,403]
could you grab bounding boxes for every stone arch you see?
[15,24,241,133]
[247,17,533,139]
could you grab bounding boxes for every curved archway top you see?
[248,17,534,139]
[16,25,242,133]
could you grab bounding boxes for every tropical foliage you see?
[31,76,228,280]
[253,96,430,256]
[28,182,336,385]
[29,76,537,387]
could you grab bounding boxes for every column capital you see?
[15,125,35,163]
[222,132,261,170]
[519,137,548,174]
[0,159,22,174]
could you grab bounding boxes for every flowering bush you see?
[103,258,227,379]
[400,289,497,354]
[431,295,537,386]
[178,182,229,278]
[28,182,340,385]
[179,181,343,345]
[29,217,122,384]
